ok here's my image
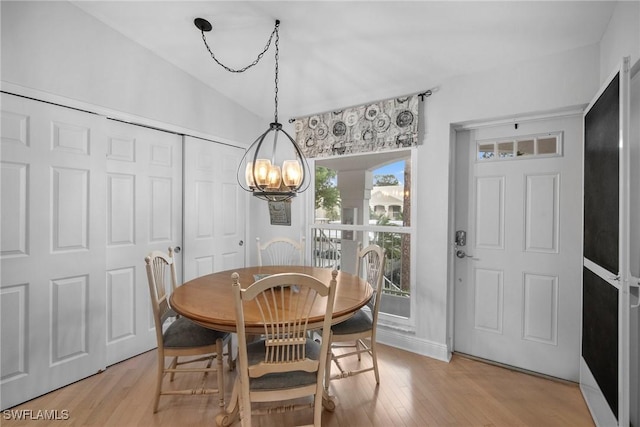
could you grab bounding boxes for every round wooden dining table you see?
[170,265,373,334]
[169,265,372,426]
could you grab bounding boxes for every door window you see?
[477,132,562,161]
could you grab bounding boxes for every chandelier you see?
[194,17,310,202]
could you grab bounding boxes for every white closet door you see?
[105,120,183,366]
[183,136,246,281]
[1,94,107,409]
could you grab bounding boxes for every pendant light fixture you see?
[194,17,310,202]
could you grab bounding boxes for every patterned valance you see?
[294,94,420,158]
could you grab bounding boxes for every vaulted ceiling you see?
[72,1,616,121]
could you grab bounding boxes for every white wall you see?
[0,1,263,144]
[421,1,638,356]
[422,44,601,349]
[246,166,309,267]
[250,8,639,358]
[254,42,606,359]
[247,199,307,266]
[599,1,640,83]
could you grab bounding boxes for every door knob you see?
[239,240,244,246]
[174,246,181,254]
[456,249,473,259]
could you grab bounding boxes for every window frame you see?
[476,131,564,162]
[307,148,417,330]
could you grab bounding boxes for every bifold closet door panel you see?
[182,135,246,281]
[1,93,107,409]
[104,119,183,366]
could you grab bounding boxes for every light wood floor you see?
[3,343,594,426]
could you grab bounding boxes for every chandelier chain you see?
[199,21,279,74]
[194,17,307,201]
[273,25,279,123]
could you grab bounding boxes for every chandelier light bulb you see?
[266,165,282,189]
[254,159,272,187]
[282,159,303,188]
[245,162,256,188]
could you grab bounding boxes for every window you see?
[389,205,402,220]
[477,132,562,161]
[310,150,414,325]
[373,205,386,216]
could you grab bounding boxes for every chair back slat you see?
[145,247,177,332]
[355,244,385,317]
[254,284,319,364]
[256,237,305,266]
[233,271,337,379]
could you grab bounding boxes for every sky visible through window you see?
[374,160,404,185]
[326,160,405,187]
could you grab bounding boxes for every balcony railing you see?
[309,223,411,300]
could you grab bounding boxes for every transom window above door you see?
[477,131,562,161]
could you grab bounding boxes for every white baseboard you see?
[376,327,451,362]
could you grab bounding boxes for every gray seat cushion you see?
[331,308,373,335]
[246,339,321,390]
[163,317,229,348]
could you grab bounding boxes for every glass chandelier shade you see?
[238,122,310,202]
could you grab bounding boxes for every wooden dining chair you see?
[230,270,337,427]
[256,236,305,266]
[324,244,385,393]
[144,247,234,413]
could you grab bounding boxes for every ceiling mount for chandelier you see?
[194,17,310,202]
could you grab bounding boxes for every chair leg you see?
[216,338,225,407]
[227,337,236,371]
[153,353,164,413]
[215,378,240,427]
[169,356,178,382]
[371,338,380,384]
[313,387,323,427]
[238,377,252,427]
[324,333,333,393]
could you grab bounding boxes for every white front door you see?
[104,119,183,366]
[182,136,246,281]
[454,114,583,381]
[1,94,107,409]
